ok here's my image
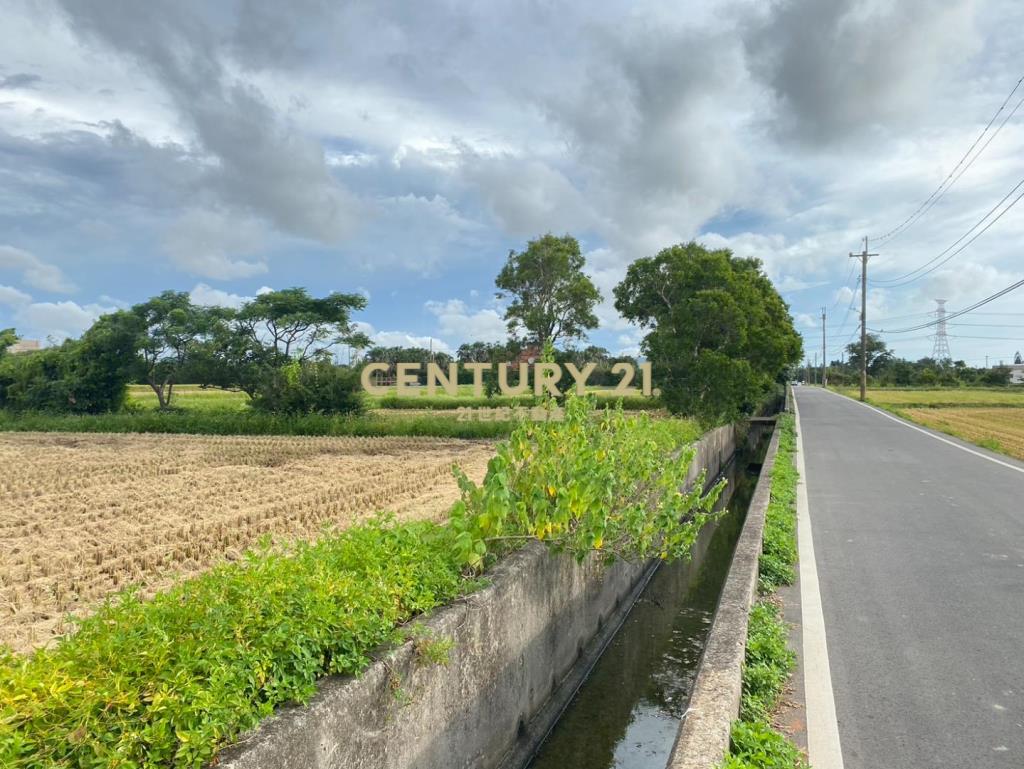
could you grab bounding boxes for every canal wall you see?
[216,424,737,769]
[666,414,785,768]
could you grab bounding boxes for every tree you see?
[614,241,802,424]
[0,328,17,358]
[235,288,369,362]
[67,310,142,412]
[132,291,220,409]
[845,333,893,376]
[495,234,601,348]
[1015,351,1022,365]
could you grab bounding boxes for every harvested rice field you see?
[900,407,1024,461]
[0,432,494,652]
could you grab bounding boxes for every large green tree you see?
[495,234,601,348]
[132,291,221,409]
[614,242,802,423]
[844,333,893,376]
[234,288,369,362]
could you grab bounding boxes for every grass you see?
[759,413,798,594]
[831,387,1024,462]
[125,384,662,412]
[831,386,1024,408]
[719,408,805,769]
[0,518,479,769]
[0,409,516,438]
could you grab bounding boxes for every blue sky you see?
[1,0,1023,366]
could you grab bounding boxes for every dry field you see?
[900,407,1024,460]
[0,433,494,652]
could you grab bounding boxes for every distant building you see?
[515,346,542,366]
[1009,364,1024,385]
[8,339,40,354]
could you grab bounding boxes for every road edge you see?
[793,394,845,769]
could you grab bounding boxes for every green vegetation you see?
[450,397,709,568]
[0,518,474,768]
[721,720,807,769]
[614,242,802,425]
[495,233,602,348]
[759,413,798,594]
[740,602,796,723]
[1,397,710,767]
[0,408,515,438]
[720,408,806,769]
[825,332,1018,388]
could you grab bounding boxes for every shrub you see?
[251,360,365,415]
[449,395,714,569]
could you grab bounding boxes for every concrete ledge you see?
[216,425,736,769]
[666,418,784,769]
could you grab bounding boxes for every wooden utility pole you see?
[849,237,877,402]
[821,306,827,387]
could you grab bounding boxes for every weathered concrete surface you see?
[216,425,736,769]
[666,418,784,769]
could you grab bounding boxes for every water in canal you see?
[526,430,769,769]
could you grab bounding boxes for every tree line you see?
[821,333,1019,388]
[0,236,803,423]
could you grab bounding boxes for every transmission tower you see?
[931,299,952,362]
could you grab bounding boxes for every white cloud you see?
[0,284,32,307]
[354,320,454,353]
[0,245,76,293]
[189,283,252,309]
[163,209,269,280]
[425,299,508,344]
[13,300,118,342]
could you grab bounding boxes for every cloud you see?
[13,300,118,342]
[163,209,269,280]
[355,321,453,353]
[53,0,361,245]
[0,245,76,293]
[0,73,41,90]
[745,0,982,145]
[189,283,252,309]
[425,299,508,344]
[0,284,32,307]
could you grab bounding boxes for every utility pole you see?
[849,237,878,402]
[821,306,827,387]
[813,352,818,384]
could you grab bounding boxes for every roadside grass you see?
[720,409,806,769]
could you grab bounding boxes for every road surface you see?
[793,387,1024,769]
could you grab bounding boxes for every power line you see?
[871,175,1024,286]
[870,276,1024,333]
[871,75,1024,245]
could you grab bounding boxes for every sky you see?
[1,0,1023,367]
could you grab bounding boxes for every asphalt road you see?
[793,387,1024,769]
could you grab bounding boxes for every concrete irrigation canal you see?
[218,417,783,769]
[526,430,769,769]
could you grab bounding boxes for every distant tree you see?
[1015,351,1022,365]
[614,241,802,423]
[845,333,893,376]
[235,288,369,362]
[67,311,143,412]
[495,234,601,348]
[0,328,17,358]
[132,291,220,409]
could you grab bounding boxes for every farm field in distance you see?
[831,386,1024,461]
[0,432,493,653]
